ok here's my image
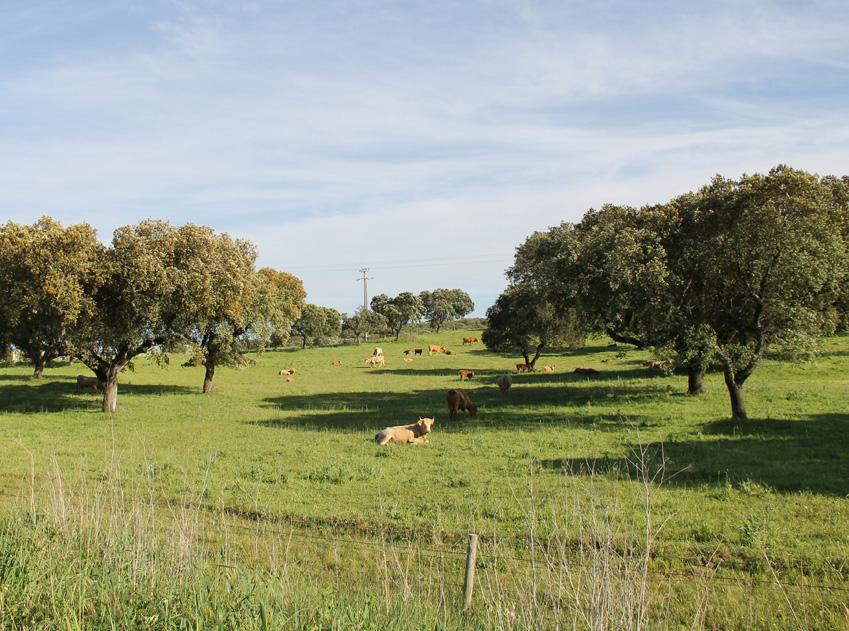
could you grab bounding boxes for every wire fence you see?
[210,512,849,595]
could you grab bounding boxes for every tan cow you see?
[278,368,296,376]
[402,357,414,363]
[365,355,385,367]
[462,337,479,345]
[542,364,556,373]
[428,345,446,355]
[496,374,512,393]
[446,389,477,420]
[76,375,102,391]
[373,347,384,357]
[374,417,435,446]
[458,369,475,381]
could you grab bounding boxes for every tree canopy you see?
[419,289,474,332]
[370,292,425,340]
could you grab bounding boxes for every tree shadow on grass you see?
[252,381,667,433]
[540,413,849,496]
[0,379,196,413]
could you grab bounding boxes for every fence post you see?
[463,533,479,610]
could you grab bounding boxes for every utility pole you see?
[356,268,372,311]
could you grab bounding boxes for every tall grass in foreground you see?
[0,449,845,629]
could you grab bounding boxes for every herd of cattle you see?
[71,335,603,446]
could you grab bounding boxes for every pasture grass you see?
[0,330,848,627]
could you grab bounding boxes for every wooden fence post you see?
[463,533,479,610]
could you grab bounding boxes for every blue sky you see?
[2,1,848,315]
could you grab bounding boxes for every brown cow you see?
[414,348,423,356]
[542,364,556,373]
[444,349,456,356]
[76,375,102,391]
[462,337,479,345]
[403,349,412,356]
[446,389,477,420]
[496,374,512,393]
[374,417,435,446]
[515,363,531,373]
[428,345,446,355]
[574,367,599,375]
[458,370,475,381]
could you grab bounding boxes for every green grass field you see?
[1,330,848,628]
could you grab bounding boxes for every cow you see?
[428,345,446,355]
[542,364,556,373]
[76,375,102,391]
[373,347,384,357]
[374,417,435,446]
[462,337,479,345]
[403,357,414,363]
[365,355,385,367]
[516,363,531,373]
[278,368,296,376]
[414,348,423,356]
[444,349,456,356]
[446,389,477,421]
[403,349,412,356]
[574,367,599,375]
[496,374,512,393]
[458,370,475,381]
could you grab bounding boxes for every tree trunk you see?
[102,375,119,413]
[301,335,307,349]
[395,327,401,341]
[32,351,46,379]
[101,362,125,413]
[528,345,544,370]
[203,359,215,394]
[723,369,747,420]
[687,365,706,396]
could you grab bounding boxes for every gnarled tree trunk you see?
[203,359,216,394]
[723,368,747,420]
[32,351,46,379]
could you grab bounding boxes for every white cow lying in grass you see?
[374,417,435,445]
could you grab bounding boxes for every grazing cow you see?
[278,368,296,376]
[76,375,102,391]
[428,344,446,355]
[414,348,423,356]
[365,355,385,367]
[515,363,531,373]
[458,370,475,381]
[373,347,384,357]
[496,374,512,393]
[542,364,556,373]
[446,389,477,420]
[574,367,599,375]
[462,337,479,345]
[374,417,435,446]
[403,349,412,356]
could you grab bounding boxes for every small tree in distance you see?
[483,283,584,369]
[420,289,474,332]
[370,292,425,340]
[342,308,387,343]
[291,304,342,348]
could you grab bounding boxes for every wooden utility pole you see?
[356,268,372,311]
